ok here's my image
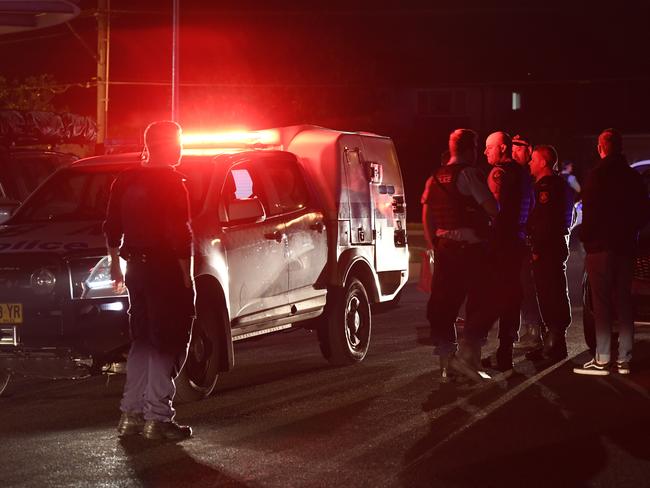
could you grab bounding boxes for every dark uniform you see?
[488,161,534,351]
[526,173,574,357]
[104,166,195,423]
[422,162,494,357]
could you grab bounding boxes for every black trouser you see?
[493,243,526,344]
[121,253,195,421]
[428,241,495,355]
[532,239,572,336]
[520,248,543,330]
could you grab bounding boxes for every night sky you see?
[2,1,649,128]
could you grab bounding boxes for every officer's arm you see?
[481,198,498,219]
[108,246,125,292]
[422,204,437,250]
[178,257,194,289]
[463,167,498,219]
[103,175,125,292]
[168,176,194,288]
[421,176,437,249]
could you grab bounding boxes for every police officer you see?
[526,145,574,361]
[484,131,533,370]
[512,134,544,350]
[104,120,195,440]
[422,128,498,381]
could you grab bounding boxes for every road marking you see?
[397,354,576,478]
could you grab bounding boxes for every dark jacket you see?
[527,174,574,255]
[103,166,193,258]
[103,165,195,352]
[579,154,649,255]
[488,160,533,245]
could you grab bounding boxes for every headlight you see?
[30,268,56,295]
[82,256,127,299]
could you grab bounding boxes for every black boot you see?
[143,420,193,441]
[117,412,145,436]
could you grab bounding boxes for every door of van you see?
[343,144,373,245]
[219,162,289,328]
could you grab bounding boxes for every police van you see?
[0,125,408,399]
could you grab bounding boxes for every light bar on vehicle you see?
[181,129,280,155]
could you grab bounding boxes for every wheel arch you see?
[339,253,379,304]
[195,274,234,371]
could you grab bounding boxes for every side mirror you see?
[225,197,265,224]
[0,198,21,224]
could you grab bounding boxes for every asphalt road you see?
[1,251,649,488]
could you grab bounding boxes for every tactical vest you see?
[427,164,489,234]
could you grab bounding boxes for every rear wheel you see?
[175,298,225,402]
[318,278,372,365]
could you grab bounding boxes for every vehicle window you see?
[177,159,216,216]
[256,158,309,216]
[219,165,259,222]
[13,166,121,223]
[221,166,255,202]
[11,153,76,201]
[12,162,214,224]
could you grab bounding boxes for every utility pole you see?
[96,0,110,154]
[171,0,180,122]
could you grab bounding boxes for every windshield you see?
[0,151,76,202]
[10,158,216,224]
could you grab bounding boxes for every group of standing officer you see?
[422,128,575,381]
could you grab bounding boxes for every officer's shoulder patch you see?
[538,191,550,204]
[490,167,504,181]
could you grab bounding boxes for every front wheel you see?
[318,278,372,366]
[175,299,226,402]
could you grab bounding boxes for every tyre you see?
[0,370,10,397]
[582,271,596,355]
[175,297,225,402]
[318,278,372,366]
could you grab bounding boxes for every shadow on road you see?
[399,338,650,488]
[119,436,251,488]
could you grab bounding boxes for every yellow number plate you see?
[0,303,23,324]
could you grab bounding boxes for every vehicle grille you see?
[0,253,65,301]
[634,254,650,281]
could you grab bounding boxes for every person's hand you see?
[182,271,194,289]
[110,259,125,293]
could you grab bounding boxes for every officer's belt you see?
[435,237,484,251]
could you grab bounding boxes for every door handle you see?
[309,221,324,233]
[264,231,284,243]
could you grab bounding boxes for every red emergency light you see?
[181,129,280,155]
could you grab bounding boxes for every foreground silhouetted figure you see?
[526,145,574,362]
[104,121,195,439]
[574,129,648,376]
[422,129,498,382]
[485,131,533,370]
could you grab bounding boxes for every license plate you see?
[0,303,22,324]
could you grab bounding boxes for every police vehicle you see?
[0,125,409,399]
